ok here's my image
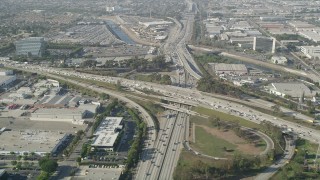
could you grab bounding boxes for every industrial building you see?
[205,23,223,38]
[139,21,173,28]
[271,56,287,65]
[298,31,320,43]
[0,129,68,156]
[288,21,315,31]
[15,37,45,57]
[30,108,86,124]
[229,37,254,44]
[259,16,286,21]
[91,117,123,151]
[267,83,313,98]
[300,46,320,59]
[211,63,248,75]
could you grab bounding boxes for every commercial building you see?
[211,63,248,75]
[30,108,86,124]
[300,46,320,59]
[15,37,45,57]
[91,117,123,151]
[267,83,313,98]
[271,56,287,65]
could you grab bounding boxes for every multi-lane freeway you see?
[4,60,320,179]
[4,61,320,144]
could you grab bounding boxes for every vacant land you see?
[192,126,236,157]
[191,123,264,157]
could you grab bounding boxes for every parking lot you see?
[50,24,123,46]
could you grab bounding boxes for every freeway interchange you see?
[3,59,320,179]
[3,4,320,179]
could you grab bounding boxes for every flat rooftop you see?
[92,117,123,148]
[0,118,85,133]
[212,63,248,72]
[0,75,15,84]
[0,130,65,154]
[271,83,313,97]
[33,108,84,115]
[74,166,122,180]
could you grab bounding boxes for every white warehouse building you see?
[30,108,86,124]
[300,46,320,59]
[267,83,314,98]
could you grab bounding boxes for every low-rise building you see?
[267,83,314,98]
[210,63,248,75]
[17,87,33,95]
[0,130,68,157]
[229,37,254,44]
[300,46,320,59]
[298,31,320,43]
[271,56,287,65]
[30,108,86,124]
[91,117,123,151]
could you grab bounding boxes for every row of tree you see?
[197,75,246,98]
[104,55,171,72]
[120,108,147,180]
[136,73,172,85]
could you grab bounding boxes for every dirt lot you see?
[197,125,262,155]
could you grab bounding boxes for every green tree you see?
[271,104,281,114]
[11,160,17,166]
[39,158,58,173]
[100,93,110,100]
